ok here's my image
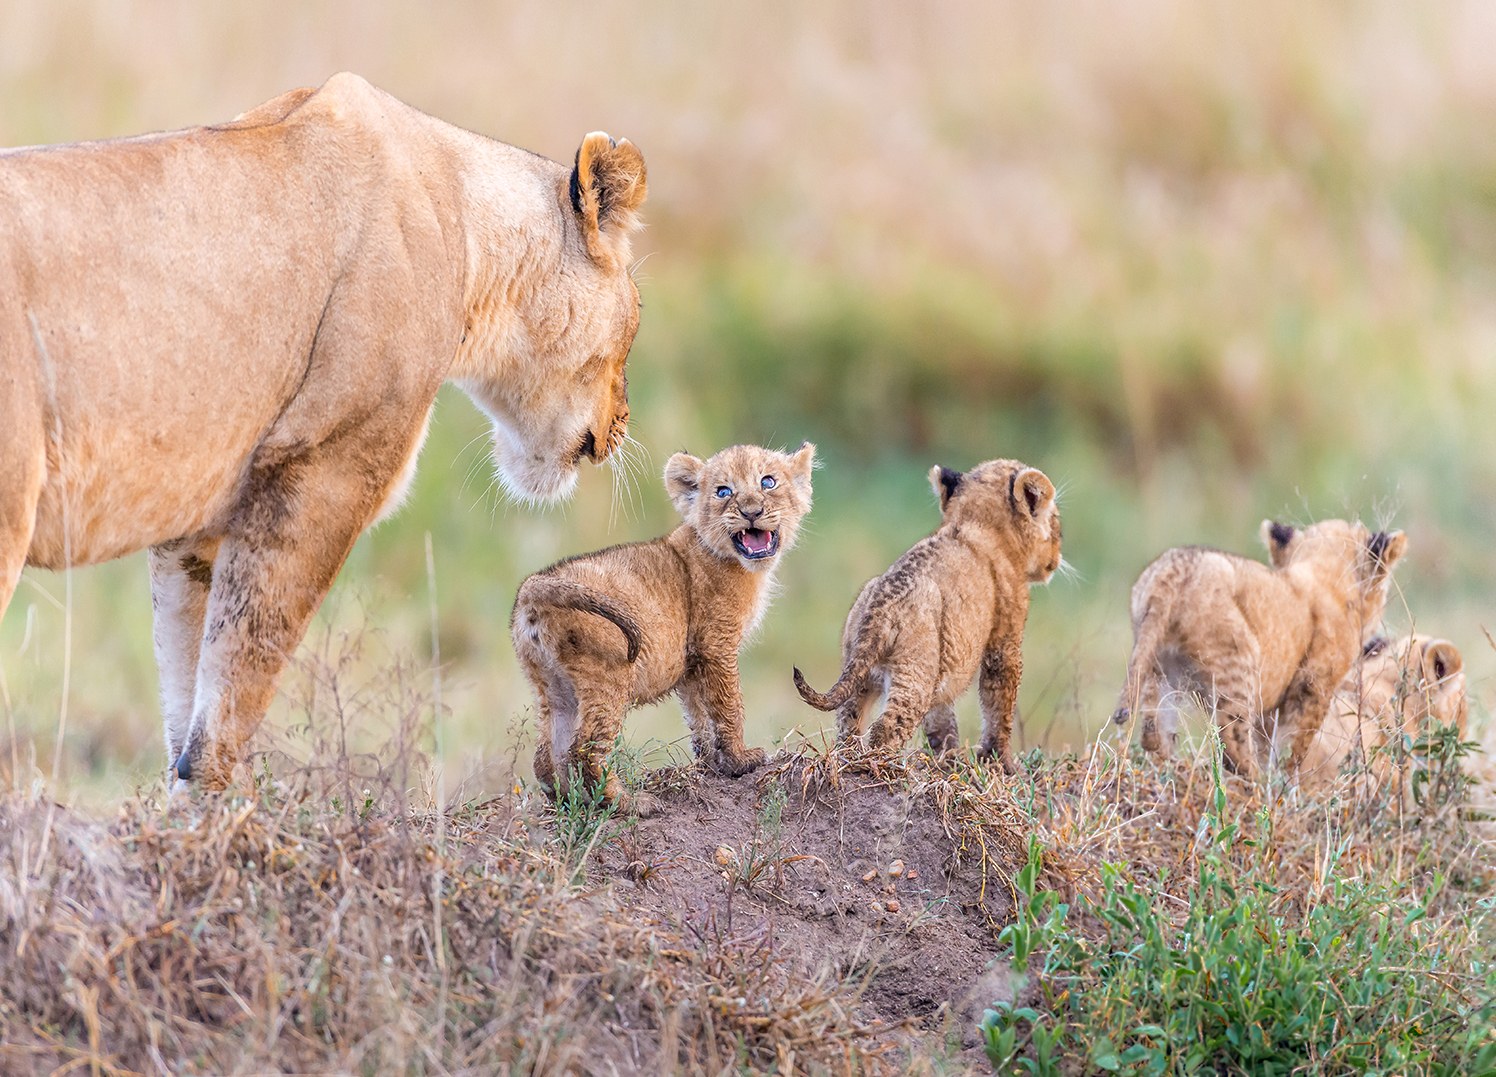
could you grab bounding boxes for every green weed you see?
[982,764,1496,1076]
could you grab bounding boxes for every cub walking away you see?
[793,458,1062,772]
[1111,519,1407,779]
[512,443,815,815]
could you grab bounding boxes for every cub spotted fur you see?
[793,459,1061,772]
[1293,634,1467,798]
[512,443,815,815]
[1110,519,1407,779]
[1,74,647,789]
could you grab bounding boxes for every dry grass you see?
[0,646,903,1076]
[0,630,1492,1073]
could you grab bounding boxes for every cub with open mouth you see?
[512,442,815,815]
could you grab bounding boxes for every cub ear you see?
[787,441,816,496]
[929,466,963,513]
[1260,520,1296,567]
[570,132,647,270]
[1422,639,1462,684]
[1015,468,1055,519]
[1366,529,1408,572]
[664,452,704,518]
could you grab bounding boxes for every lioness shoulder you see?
[512,442,815,815]
[793,458,1062,772]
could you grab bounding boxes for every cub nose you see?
[741,505,764,524]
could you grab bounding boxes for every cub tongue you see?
[740,528,772,554]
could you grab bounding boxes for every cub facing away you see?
[1293,634,1467,799]
[793,459,1062,772]
[512,443,815,815]
[1110,519,1407,779]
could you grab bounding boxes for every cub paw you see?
[715,746,768,777]
[1140,716,1161,752]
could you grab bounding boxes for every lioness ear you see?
[1014,468,1054,519]
[664,452,704,518]
[1261,520,1295,567]
[929,466,963,513]
[1422,639,1462,684]
[788,441,816,496]
[570,132,647,270]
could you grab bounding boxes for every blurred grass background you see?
[3,0,1495,805]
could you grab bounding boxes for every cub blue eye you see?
[761,475,777,490]
[715,486,732,499]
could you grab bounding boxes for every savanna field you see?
[2,3,1495,1074]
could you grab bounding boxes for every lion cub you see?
[793,459,1062,772]
[1110,519,1407,779]
[512,442,815,815]
[1293,634,1467,799]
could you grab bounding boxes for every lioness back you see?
[512,443,815,816]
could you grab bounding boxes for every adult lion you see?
[0,74,647,788]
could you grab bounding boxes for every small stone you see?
[888,859,904,877]
[906,868,918,880]
[715,845,735,867]
[861,869,877,883]
[886,898,900,912]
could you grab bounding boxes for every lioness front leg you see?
[174,455,382,788]
[678,654,766,776]
[148,536,221,763]
[977,635,1023,774]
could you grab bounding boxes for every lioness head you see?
[664,443,816,573]
[931,459,1062,582]
[458,132,647,502]
[1260,518,1407,636]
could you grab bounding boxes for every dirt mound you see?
[596,749,1061,1049]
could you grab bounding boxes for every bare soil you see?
[593,759,1041,1051]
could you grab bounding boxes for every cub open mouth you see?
[732,527,779,560]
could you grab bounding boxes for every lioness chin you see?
[0,74,646,789]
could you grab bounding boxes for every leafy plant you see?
[981,759,1496,1076]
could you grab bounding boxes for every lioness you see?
[1110,519,1407,779]
[511,443,815,816]
[1292,634,1467,799]
[0,74,647,788]
[793,459,1062,772]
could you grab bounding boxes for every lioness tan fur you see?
[1110,519,1407,779]
[512,443,815,816]
[793,459,1062,773]
[1292,634,1467,799]
[0,74,647,788]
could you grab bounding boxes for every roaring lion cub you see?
[1,74,647,789]
[512,443,815,815]
[1110,519,1407,779]
[1293,635,1467,798]
[793,459,1062,772]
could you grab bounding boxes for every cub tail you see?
[793,605,898,711]
[514,576,642,663]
